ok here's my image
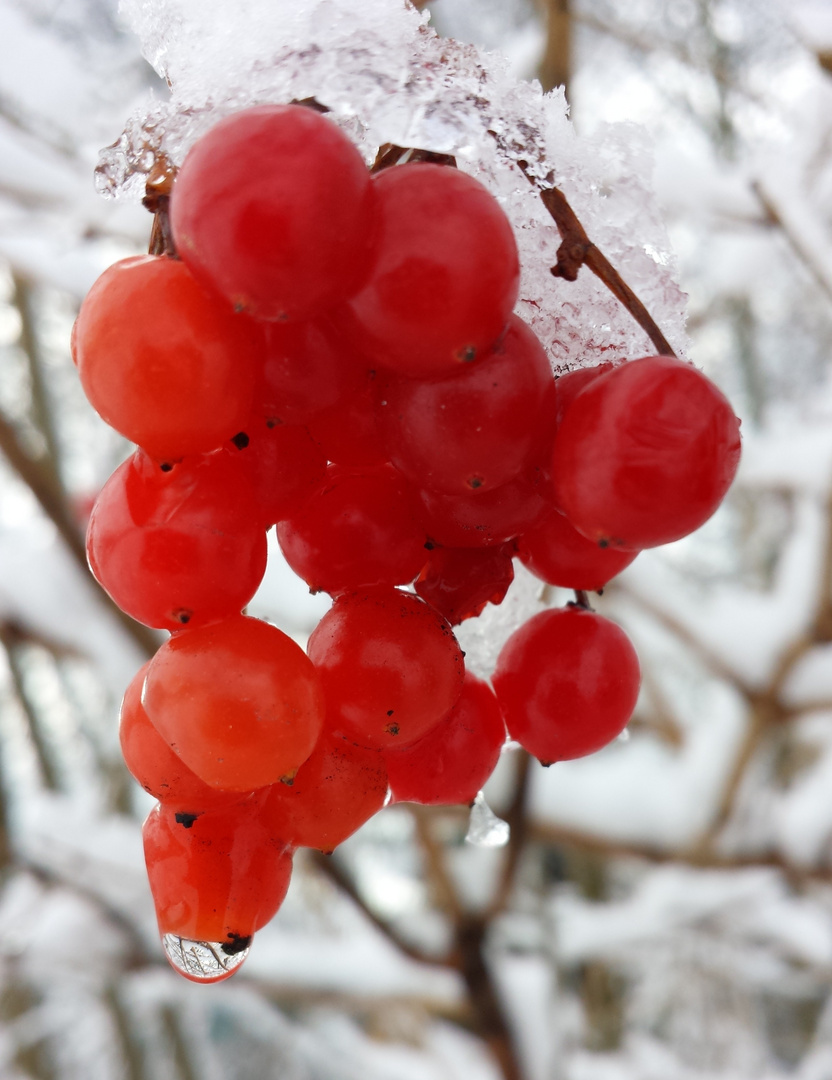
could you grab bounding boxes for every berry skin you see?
[384,672,506,806]
[307,586,466,750]
[552,356,742,550]
[415,544,515,625]
[492,606,640,763]
[143,798,293,947]
[74,255,261,459]
[277,464,428,595]
[143,615,325,791]
[347,163,520,377]
[419,473,553,548]
[87,449,267,631]
[261,735,389,852]
[120,663,252,815]
[226,418,327,528]
[171,104,378,321]
[516,508,638,591]
[378,315,556,495]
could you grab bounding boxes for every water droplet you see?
[465,792,510,848]
[161,934,251,983]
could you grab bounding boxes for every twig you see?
[752,180,832,306]
[535,184,677,357]
[308,850,448,967]
[408,804,465,921]
[0,409,158,659]
[487,750,532,917]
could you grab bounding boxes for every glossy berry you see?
[74,255,261,459]
[307,586,466,749]
[277,464,428,595]
[261,734,389,852]
[143,798,293,947]
[419,472,553,548]
[87,449,267,631]
[171,104,378,321]
[517,508,638,591]
[385,672,506,805]
[348,163,520,377]
[120,663,251,815]
[143,615,325,791]
[492,606,641,763]
[227,419,327,527]
[257,317,367,426]
[415,544,515,625]
[378,315,555,494]
[553,356,742,549]
[307,375,389,468]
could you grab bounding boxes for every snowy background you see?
[2,0,832,1078]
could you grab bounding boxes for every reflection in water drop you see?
[465,791,510,848]
[162,934,251,983]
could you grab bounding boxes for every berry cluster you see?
[72,103,742,982]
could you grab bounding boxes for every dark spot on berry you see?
[538,760,554,768]
[424,541,435,550]
[174,609,192,624]
[175,812,198,829]
[460,345,476,362]
[221,933,252,956]
[598,538,609,549]
[231,431,250,449]
[386,709,394,716]
[385,722,400,736]
[469,477,484,489]
[160,462,173,473]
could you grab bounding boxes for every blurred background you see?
[2,0,832,1077]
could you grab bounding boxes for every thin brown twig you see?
[752,180,832,307]
[487,750,532,918]
[535,184,677,357]
[408,804,465,921]
[0,410,158,658]
[309,850,449,967]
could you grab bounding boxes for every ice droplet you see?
[162,933,251,983]
[465,791,510,848]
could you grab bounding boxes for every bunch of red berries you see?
[72,103,741,981]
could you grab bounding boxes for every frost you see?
[101,0,689,370]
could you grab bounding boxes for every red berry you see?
[553,356,742,549]
[226,419,327,527]
[261,735,388,852]
[74,255,261,459]
[120,663,251,814]
[415,544,515,625]
[171,104,378,321]
[492,606,640,763]
[347,163,520,377]
[307,375,389,468]
[143,798,293,947]
[257,317,367,426]
[419,473,553,548]
[143,615,325,791]
[307,586,465,750]
[378,315,555,494]
[517,508,638,591]
[277,464,429,595]
[87,449,267,631]
[385,672,506,805]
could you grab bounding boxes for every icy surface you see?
[465,791,510,848]
[103,0,689,371]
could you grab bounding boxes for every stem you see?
[536,185,677,357]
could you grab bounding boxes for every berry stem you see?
[535,181,677,358]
